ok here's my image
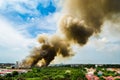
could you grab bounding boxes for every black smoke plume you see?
[23,0,120,67]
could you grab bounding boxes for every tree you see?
[5,73,12,77]
[12,71,19,77]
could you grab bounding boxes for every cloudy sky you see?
[0,0,120,64]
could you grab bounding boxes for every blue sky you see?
[0,0,120,64]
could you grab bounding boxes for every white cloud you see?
[0,15,39,62]
[0,0,58,14]
[0,0,60,37]
[0,0,4,5]
[0,0,39,15]
[0,16,36,50]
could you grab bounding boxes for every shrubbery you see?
[1,66,119,80]
[19,67,87,80]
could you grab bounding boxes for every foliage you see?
[18,67,87,80]
[99,76,105,80]
[12,71,19,77]
[115,78,120,80]
[5,73,12,77]
[17,77,26,80]
[0,76,4,80]
[0,66,119,80]
[102,70,116,77]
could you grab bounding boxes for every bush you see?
[115,79,120,80]
[5,73,12,77]
[2,67,88,80]
[103,70,116,77]
[17,77,25,80]
[12,71,19,77]
[0,76,4,80]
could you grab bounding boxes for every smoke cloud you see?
[23,35,73,67]
[60,0,120,45]
[23,0,120,67]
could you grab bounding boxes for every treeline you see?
[0,67,87,80]
[51,64,120,68]
[0,66,120,80]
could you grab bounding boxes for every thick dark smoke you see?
[60,16,94,45]
[23,0,120,67]
[23,35,72,67]
[60,0,120,45]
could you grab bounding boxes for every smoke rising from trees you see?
[23,0,120,67]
